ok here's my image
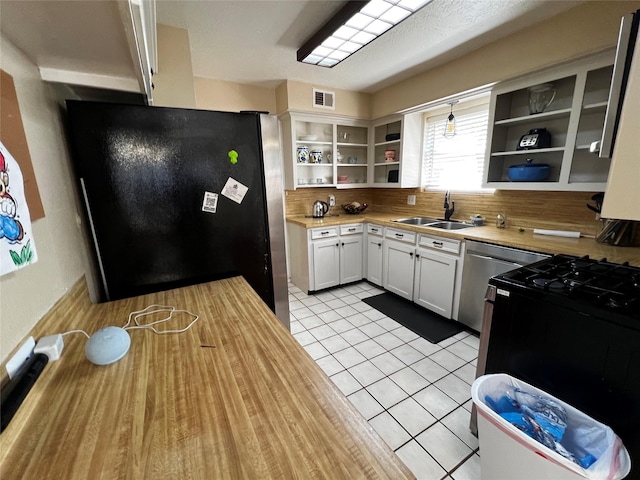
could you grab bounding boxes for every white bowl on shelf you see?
[299,135,318,141]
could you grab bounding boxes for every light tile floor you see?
[289,280,481,480]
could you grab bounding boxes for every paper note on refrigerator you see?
[221,177,248,204]
[0,141,38,276]
[202,191,219,213]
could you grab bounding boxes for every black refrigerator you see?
[65,101,288,325]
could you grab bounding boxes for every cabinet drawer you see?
[367,224,384,236]
[340,223,364,235]
[311,227,338,239]
[385,228,416,244]
[419,234,461,254]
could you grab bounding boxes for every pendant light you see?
[444,100,459,138]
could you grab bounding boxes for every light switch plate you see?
[407,195,416,205]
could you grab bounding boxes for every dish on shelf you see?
[342,202,368,214]
[337,180,349,184]
[299,135,318,141]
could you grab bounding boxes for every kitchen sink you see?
[392,217,475,230]
[392,217,442,225]
[425,221,475,230]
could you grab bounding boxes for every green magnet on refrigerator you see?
[228,150,238,164]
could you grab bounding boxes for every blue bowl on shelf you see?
[508,159,550,182]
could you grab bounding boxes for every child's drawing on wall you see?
[0,142,38,276]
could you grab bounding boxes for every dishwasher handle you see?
[465,252,523,270]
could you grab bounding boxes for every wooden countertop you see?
[287,213,640,267]
[0,277,414,480]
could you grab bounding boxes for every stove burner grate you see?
[497,255,640,317]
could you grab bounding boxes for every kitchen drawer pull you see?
[348,228,356,232]
[395,233,404,238]
[371,228,379,233]
[321,231,330,235]
[432,241,443,247]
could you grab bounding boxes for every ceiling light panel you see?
[297,0,433,67]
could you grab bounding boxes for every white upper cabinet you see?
[280,111,422,190]
[601,28,640,221]
[370,113,422,188]
[483,51,614,191]
[280,112,369,189]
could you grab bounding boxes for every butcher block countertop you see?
[0,277,414,480]
[287,213,640,267]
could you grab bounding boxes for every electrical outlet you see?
[407,195,416,205]
[328,194,335,206]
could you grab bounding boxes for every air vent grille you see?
[313,88,335,109]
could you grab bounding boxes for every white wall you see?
[0,34,86,363]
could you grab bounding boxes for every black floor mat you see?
[363,292,463,344]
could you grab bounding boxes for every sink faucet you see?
[444,190,455,221]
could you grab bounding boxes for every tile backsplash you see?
[286,188,605,236]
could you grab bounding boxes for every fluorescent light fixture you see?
[297,0,433,68]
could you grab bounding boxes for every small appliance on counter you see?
[516,128,551,150]
[312,200,329,218]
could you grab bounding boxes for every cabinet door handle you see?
[432,241,443,248]
[377,243,382,247]
[409,252,414,258]
[341,242,345,247]
[335,243,339,247]
[415,253,420,259]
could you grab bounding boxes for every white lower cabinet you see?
[339,228,364,285]
[382,227,463,319]
[413,248,457,318]
[286,222,363,293]
[365,223,384,286]
[383,228,417,300]
[311,237,341,290]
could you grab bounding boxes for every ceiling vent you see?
[313,88,335,110]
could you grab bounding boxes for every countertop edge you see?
[286,213,640,266]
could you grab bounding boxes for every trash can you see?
[471,374,631,480]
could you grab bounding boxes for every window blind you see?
[422,104,489,190]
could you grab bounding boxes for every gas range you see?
[491,254,640,322]
[478,254,640,470]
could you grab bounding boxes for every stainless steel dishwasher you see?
[458,240,550,331]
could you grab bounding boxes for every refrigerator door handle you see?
[80,178,111,301]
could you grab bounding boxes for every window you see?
[422,103,489,190]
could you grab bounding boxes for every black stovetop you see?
[491,255,640,320]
